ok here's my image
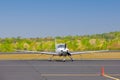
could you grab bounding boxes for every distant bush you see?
[0,31,120,52]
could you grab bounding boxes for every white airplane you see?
[40,43,73,61]
[16,40,109,62]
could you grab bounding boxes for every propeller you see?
[67,51,71,56]
[65,43,71,56]
[65,43,66,49]
[64,43,73,61]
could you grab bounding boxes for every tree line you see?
[0,31,120,52]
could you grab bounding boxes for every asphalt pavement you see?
[0,60,120,80]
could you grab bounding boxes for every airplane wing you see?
[39,52,57,55]
[16,50,57,54]
[70,50,109,55]
[16,50,39,53]
[16,50,109,55]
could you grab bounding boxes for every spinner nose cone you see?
[63,48,69,52]
[61,49,63,52]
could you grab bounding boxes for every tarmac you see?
[0,60,120,80]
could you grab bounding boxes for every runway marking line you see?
[101,67,120,80]
[104,74,120,80]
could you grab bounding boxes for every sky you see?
[0,0,120,38]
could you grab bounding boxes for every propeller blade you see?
[65,43,66,49]
[67,52,71,56]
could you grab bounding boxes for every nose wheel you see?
[63,58,66,62]
[48,53,73,62]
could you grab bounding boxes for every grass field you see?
[0,52,120,60]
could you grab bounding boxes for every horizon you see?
[0,31,119,38]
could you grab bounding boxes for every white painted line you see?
[104,74,120,80]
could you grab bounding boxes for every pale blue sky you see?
[0,0,120,38]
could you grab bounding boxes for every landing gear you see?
[67,52,74,61]
[68,55,73,62]
[63,58,66,62]
[62,55,73,62]
[48,53,74,62]
[62,56,73,62]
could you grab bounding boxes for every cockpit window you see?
[57,44,65,48]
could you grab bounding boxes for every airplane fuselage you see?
[56,47,69,56]
[53,43,73,61]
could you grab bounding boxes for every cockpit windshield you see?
[57,44,65,48]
